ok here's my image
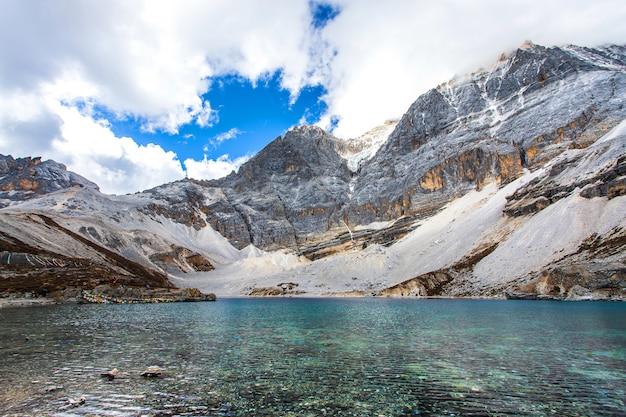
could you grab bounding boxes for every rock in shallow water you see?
[140,366,163,377]
[100,368,119,380]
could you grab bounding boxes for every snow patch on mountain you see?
[339,121,398,172]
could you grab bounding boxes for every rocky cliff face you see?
[0,155,98,208]
[213,126,353,250]
[135,126,355,252]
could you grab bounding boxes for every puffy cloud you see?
[184,154,250,181]
[0,67,187,194]
[0,0,313,133]
[0,90,62,156]
[49,103,186,195]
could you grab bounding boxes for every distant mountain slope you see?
[1,43,624,300]
[0,211,173,294]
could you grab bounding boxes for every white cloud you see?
[0,0,314,134]
[209,128,244,148]
[49,103,186,195]
[0,90,61,156]
[140,97,218,134]
[184,154,250,181]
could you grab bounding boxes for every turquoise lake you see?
[0,298,625,416]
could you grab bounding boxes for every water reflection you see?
[1,299,625,416]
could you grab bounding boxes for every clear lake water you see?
[0,298,625,416]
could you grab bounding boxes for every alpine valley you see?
[1,43,625,301]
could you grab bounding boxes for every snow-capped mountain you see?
[1,43,625,300]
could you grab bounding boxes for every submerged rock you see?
[140,366,162,377]
[100,368,119,380]
[42,385,64,393]
[67,397,86,407]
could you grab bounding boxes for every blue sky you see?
[107,72,328,168]
[1,0,626,194]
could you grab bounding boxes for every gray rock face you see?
[184,126,352,250]
[505,152,626,217]
[132,126,352,251]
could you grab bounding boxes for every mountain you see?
[1,43,625,301]
[0,155,98,208]
[348,43,626,222]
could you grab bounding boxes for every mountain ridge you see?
[1,42,625,300]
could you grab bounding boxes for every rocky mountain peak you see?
[202,124,353,250]
[0,154,99,208]
[284,125,328,139]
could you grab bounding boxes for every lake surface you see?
[0,298,625,416]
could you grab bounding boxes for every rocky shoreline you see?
[3,290,624,307]
[0,284,216,308]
